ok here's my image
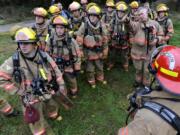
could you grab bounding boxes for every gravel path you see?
[0,20,34,33]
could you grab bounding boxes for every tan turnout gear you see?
[118,45,180,134]
[32,7,50,51]
[48,16,81,97]
[69,1,85,38]
[0,27,69,135]
[118,90,180,135]
[76,10,109,87]
[156,4,174,46]
[108,5,129,71]
[128,15,163,86]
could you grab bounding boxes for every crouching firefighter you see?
[76,4,109,88]
[47,15,81,98]
[117,45,180,135]
[0,27,73,135]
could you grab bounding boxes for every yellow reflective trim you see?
[160,67,178,78]
[45,34,49,42]
[155,60,159,68]
[39,68,48,80]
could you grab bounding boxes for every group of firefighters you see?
[0,0,179,135]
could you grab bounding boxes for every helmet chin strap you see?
[56,31,66,39]
[88,17,99,27]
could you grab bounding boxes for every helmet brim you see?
[156,73,180,96]
[16,40,37,43]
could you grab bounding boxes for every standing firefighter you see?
[32,7,49,51]
[80,0,88,18]
[129,1,139,21]
[156,3,174,47]
[48,5,61,22]
[0,27,73,135]
[47,15,81,98]
[69,1,85,38]
[102,0,115,71]
[128,7,163,88]
[118,45,180,135]
[108,2,129,71]
[101,0,116,31]
[69,1,86,74]
[76,4,109,88]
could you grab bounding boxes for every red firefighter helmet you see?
[151,45,180,95]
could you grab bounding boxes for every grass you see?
[0,19,179,135]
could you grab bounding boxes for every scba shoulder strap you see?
[142,101,180,134]
[12,51,22,83]
[12,50,48,83]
